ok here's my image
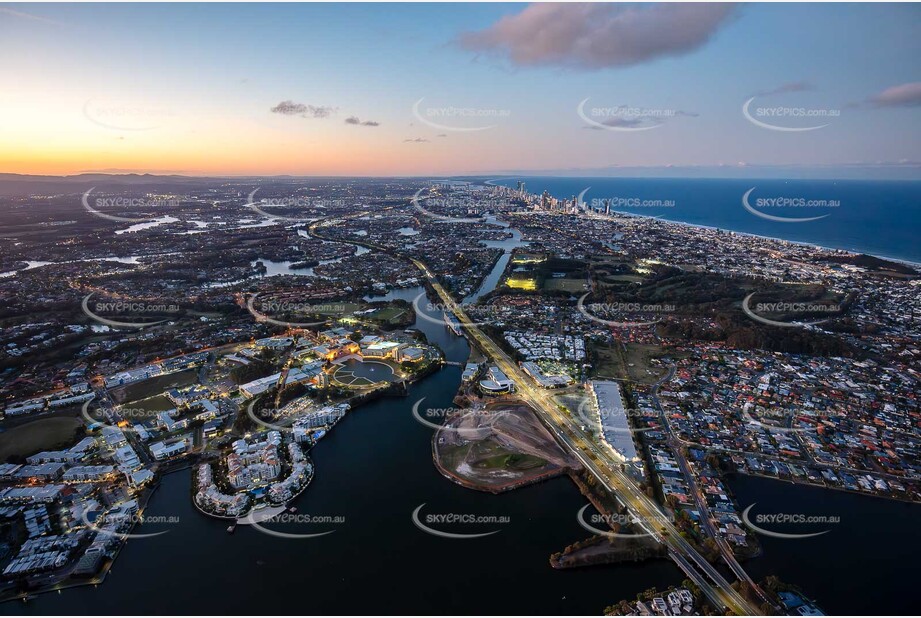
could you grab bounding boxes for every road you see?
[309,208,764,614]
[650,366,773,609]
[413,258,762,616]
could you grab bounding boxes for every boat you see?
[226,523,236,533]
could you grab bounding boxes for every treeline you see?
[594,268,745,311]
[230,357,275,385]
[659,314,856,357]
[821,253,917,275]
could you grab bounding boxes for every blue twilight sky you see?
[0,2,919,178]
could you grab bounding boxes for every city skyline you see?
[0,4,919,614]
[2,2,920,178]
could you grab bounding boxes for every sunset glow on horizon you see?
[2,2,919,178]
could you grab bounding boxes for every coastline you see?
[482,178,921,268]
[607,208,921,269]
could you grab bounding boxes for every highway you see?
[650,368,773,610]
[412,258,762,616]
[309,212,762,615]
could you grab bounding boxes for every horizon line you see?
[2,169,921,182]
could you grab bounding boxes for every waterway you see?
[0,255,178,278]
[11,279,684,614]
[114,216,180,235]
[463,216,527,304]
[253,245,370,278]
[9,209,914,614]
[727,474,918,615]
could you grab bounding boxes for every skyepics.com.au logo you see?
[741,504,839,539]
[244,188,339,223]
[411,399,461,431]
[82,188,180,223]
[246,294,352,328]
[412,292,518,328]
[244,401,345,435]
[742,292,840,329]
[245,401,291,434]
[741,406,847,433]
[742,97,840,132]
[412,98,510,132]
[411,504,509,539]
[577,294,675,328]
[411,398,508,431]
[574,398,657,436]
[742,187,840,223]
[245,511,345,540]
[80,509,178,540]
[82,291,181,329]
[83,98,176,132]
[410,189,488,223]
[82,400,165,432]
[576,505,671,538]
[578,99,688,132]
[589,197,676,211]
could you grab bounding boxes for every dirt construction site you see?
[432,400,581,493]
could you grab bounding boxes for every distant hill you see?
[0,172,354,197]
[0,173,233,197]
[0,173,406,197]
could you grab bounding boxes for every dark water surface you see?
[13,204,917,613]
[11,287,681,615]
[727,474,919,616]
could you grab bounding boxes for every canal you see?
[11,284,682,615]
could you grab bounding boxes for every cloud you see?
[437,134,447,138]
[345,116,380,126]
[750,81,813,98]
[404,138,429,143]
[458,3,736,70]
[0,7,63,26]
[868,82,921,108]
[270,101,337,118]
[589,117,655,129]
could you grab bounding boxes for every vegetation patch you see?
[0,416,84,461]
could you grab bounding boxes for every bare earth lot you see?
[433,401,580,492]
[592,342,671,384]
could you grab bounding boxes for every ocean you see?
[6,201,918,614]
[486,177,921,264]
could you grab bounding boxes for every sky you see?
[1,2,919,178]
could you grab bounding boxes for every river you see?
[463,216,527,304]
[11,282,682,615]
[727,474,918,615]
[11,214,914,614]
